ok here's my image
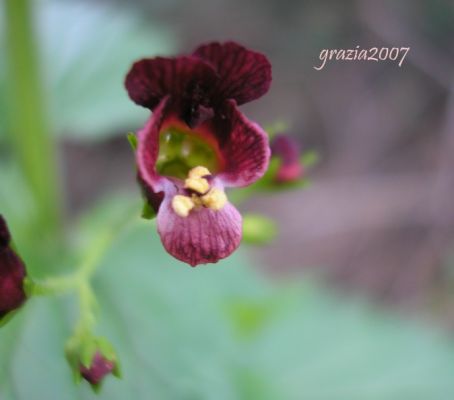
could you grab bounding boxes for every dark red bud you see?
[0,215,27,319]
[271,134,303,183]
[275,162,303,183]
[79,352,115,385]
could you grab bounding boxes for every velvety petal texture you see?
[125,56,217,111]
[136,97,170,192]
[217,100,270,187]
[0,215,27,318]
[157,193,242,267]
[193,41,272,105]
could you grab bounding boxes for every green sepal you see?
[90,382,103,394]
[65,334,120,389]
[95,337,118,363]
[96,337,122,378]
[242,214,278,245]
[65,336,82,379]
[141,200,157,220]
[72,370,82,385]
[80,339,98,368]
[127,132,138,151]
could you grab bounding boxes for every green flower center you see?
[157,127,220,180]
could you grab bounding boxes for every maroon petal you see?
[136,97,170,197]
[217,100,270,187]
[125,56,217,111]
[138,172,165,213]
[0,249,26,318]
[193,41,272,105]
[157,192,242,267]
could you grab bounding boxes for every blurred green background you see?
[1,0,454,399]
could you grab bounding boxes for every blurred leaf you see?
[242,214,278,245]
[0,0,175,141]
[225,298,281,340]
[1,196,454,399]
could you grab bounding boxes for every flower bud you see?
[66,336,120,390]
[270,134,303,183]
[0,215,27,323]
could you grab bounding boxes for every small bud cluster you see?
[65,335,120,391]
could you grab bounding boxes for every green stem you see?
[74,282,97,337]
[28,274,79,296]
[30,207,139,338]
[5,0,61,234]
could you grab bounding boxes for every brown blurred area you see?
[64,0,454,322]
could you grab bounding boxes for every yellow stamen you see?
[184,176,210,194]
[191,193,203,207]
[188,166,211,179]
[172,195,194,218]
[201,187,227,211]
[173,167,227,216]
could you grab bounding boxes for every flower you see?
[0,215,27,321]
[125,41,272,266]
[79,352,115,386]
[270,133,303,183]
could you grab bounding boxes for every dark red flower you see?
[0,215,27,320]
[270,134,303,182]
[79,352,115,386]
[125,41,272,266]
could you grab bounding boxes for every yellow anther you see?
[184,177,210,194]
[188,166,211,179]
[171,195,194,218]
[201,187,227,211]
